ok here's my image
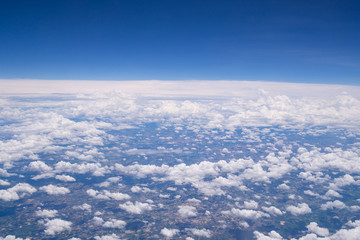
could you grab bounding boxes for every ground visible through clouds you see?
[1,81,360,240]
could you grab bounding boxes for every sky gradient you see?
[1,0,360,84]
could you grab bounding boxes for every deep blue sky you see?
[1,0,360,84]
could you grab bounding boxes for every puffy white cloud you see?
[94,234,121,240]
[55,161,108,177]
[325,189,342,198]
[0,183,36,201]
[222,208,269,220]
[44,218,72,235]
[73,203,92,212]
[55,175,76,182]
[186,228,211,238]
[0,179,10,186]
[115,154,292,196]
[0,236,30,240]
[254,230,283,240]
[86,189,130,201]
[243,200,259,209]
[102,218,126,229]
[306,222,330,237]
[286,203,312,216]
[40,184,70,195]
[93,216,104,225]
[160,228,179,238]
[262,206,283,216]
[277,183,290,190]
[178,205,197,218]
[118,201,153,214]
[36,209,58,218]
[28,161,52,172]
[260,219,360,240]
[320,200,347,210]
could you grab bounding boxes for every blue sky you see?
[1,0,360,84]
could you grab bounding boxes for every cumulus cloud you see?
[253,230,283,240]
[0,236,30,240]
[73,203,92,212]
[286,203,312,216]
[115,154,292,196]
[86,189,130,201]
[325,189,342,198]
[258,219,360,239]
[40,184,70,195]
[178,205,197,218]
[186,228,211,238]
[160,228,179,238]
[0,183,36,201]
[44,218,72,235]
[118,201,153,214]
[0,179,10,186]
[94,234,121,240]
[55,161,108,177]
[222,208,269,220]
[102,218,126,229]
[306,222,329,237]
[262,206,283,216]
[243,200,259,209]
[35,209,58,218]
[320,200,347,210]
[55,175,76,182]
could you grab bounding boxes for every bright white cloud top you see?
[0,80,360,239]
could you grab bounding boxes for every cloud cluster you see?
[160,228,179,238]
[43,218,72,235]
[93,217,126,229]
[286,203,312,216]
[86,189,130,201]
[35,209,58,218]
[40,184,70,195]
[0,183,36,201]
[256,219,360,240]
[118,201,153,214]
[222,208,269,220]
[178,205,198,218]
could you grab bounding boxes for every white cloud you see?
[44,218,72,235]
[55,175,76,182]
[320,200,347,210]
[36,209,58,218]
[259,219,360,240]
[277,183,290,190]
[307,222,330,237]
[178,205,197,218]
[222,208,269,220]
[40,184,70,195]
[55,161,108,177]
[73,203,92,212]
[254,230,283,240]
[286,203,312,216]
[0,183,36,201]
[0,236,30,240]
[0,179,10,186]
[102,219,126,229]
[186,228,211,238]
[86,189,130,201]
[94,234,121,240]
[160,228,179,238]
[119,201,153,214]
[325,189,342,198]
[262,206,283,216]
[28,161,52,172]
[243,200,258,209]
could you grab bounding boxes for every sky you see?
[1,0,360,84]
